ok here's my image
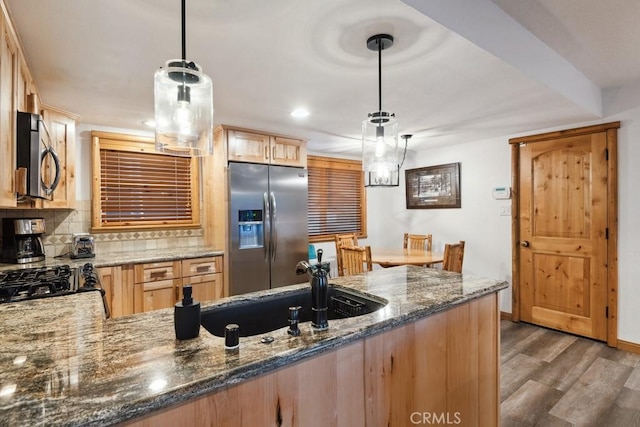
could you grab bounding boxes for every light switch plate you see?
[499,205,511,216]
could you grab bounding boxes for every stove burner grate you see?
[0,265,74,303]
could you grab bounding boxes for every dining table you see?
[370,247,444,268]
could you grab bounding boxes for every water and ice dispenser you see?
[238,209,264,249]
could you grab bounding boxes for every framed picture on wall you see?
[405,162,461,209]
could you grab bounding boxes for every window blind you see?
[99,149,193,225]
[307,156,366,242]
[93,133,198,229]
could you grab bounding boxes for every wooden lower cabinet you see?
[99,256,224,318]
[133,261,181,314]
[134,279,181,313]
[97,265,134,317]
[180,256,223,303]
[124,293,499,427]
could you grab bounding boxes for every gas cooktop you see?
[0,265,75,302]
[0,264,106,313]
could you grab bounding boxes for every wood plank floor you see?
[501,320,640,426]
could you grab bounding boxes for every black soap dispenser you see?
[174,285,201,340]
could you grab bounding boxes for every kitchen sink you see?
[200,285,388,337]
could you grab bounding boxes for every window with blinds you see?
[91,131,200,230]
[307,156,367,242]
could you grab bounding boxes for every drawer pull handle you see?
[196,265,211,273]
[150,270,168,279]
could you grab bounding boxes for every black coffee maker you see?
[1,218,46,264]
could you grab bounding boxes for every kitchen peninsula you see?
[0,266,507,426]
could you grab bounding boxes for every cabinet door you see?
[181,273,223,303]
[271,136,307,167]
[40,107,77,208]
[0,22,18,207]
[227,130,270,164]
[98,265,134,318]
[134,279,179,313]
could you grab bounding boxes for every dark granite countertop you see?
[0,266,508,427]
[0,247,224,272]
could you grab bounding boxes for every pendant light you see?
[154,0,213,157]
[362,34,399,187]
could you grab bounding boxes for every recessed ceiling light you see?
[143,119,156,128]
[290,108,310,118]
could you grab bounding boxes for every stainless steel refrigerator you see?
[228,162,308,295]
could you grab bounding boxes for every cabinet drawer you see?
[141,279,177,292]
[134,261,181,283]
[181,256,222,277]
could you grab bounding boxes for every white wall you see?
[367,138,513,312]
[75,124,155,201]
[365,87,640,344]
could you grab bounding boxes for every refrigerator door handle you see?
[263,192,270,264]
[270,191,277,262]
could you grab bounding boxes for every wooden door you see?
[513,123,618,343]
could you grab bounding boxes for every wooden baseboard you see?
[500,311,513,321]
[618,339,640,354]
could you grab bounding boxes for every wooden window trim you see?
[91,131,200,232]
[307,155,367,243]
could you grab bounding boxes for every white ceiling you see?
[4,0,640,156]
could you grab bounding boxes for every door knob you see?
[520,241,530,247]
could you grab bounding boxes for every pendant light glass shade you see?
[154,0,213,157]
[154,60,213,156]
[362,112,399,186]
[362,34,400,187]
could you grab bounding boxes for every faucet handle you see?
[317,248,323,264]
[287,306,301,336]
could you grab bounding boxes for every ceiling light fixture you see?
[154,0,213,157]
[362,34,399,187]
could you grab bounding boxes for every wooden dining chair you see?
[340,245,372,276]
[335,233,358,276]
[403,233,433,251]
[442,241,465,273]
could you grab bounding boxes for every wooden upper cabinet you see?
[227,129,271,164]
[0,2,72,209]
[0,11,18,207]
[39,106,78,209]
[225,126,307,167]
[271,136,307,168]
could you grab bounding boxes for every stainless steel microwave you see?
[16,111,60,199]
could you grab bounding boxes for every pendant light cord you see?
[181,0,186,61]
[378,38,382,112]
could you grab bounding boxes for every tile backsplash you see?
[0,200,204,258]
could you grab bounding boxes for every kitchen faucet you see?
[295,249,330,330]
